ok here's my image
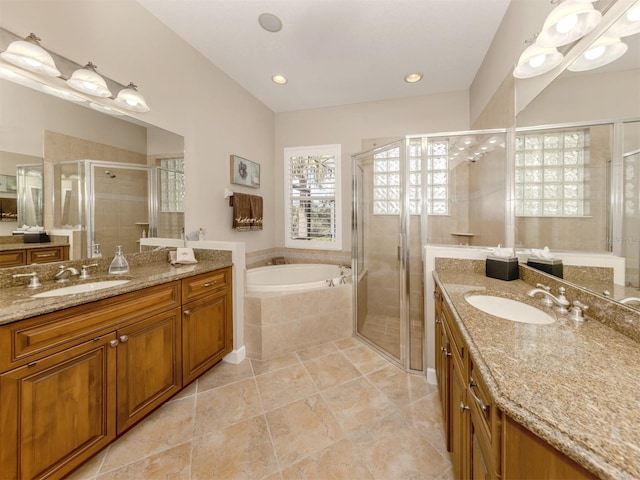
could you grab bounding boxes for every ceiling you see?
[137,0,511,112]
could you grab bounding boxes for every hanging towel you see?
[232,192,263,231]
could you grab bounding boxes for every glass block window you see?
[425,140,449,215]
[624,151,640,216]
[284,144,341,250]
[372,140,448,215]
[158,157,185,212]
[515,131,589,217]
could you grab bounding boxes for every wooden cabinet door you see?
[0,249,26,267]
[116,308,182,434]
[182,288,232,386]
[450,357,469,480]
[471,429,492,480]
[436,313,451,452]
[0,333,117,480]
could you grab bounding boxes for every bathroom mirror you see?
[515,2,640,305]
[0,76,185,265]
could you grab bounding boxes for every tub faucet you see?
[528,286,570,313]
[55,266,80,283]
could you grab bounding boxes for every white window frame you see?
[284,144,342,250]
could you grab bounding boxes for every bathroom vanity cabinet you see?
[433,282,596,480]
[0,267,232,480]
[0,244,69,267]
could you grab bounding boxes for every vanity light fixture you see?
[272,74,287,85]
[0,33,60,77]
[66,62,111,97]
[513,42,564,78]
[404,72,423,83]
[536,0,602,48]
[607,0,640,37]
[568,35,628,71]
[115,82,150,112]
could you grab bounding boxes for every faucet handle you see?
[536,283,550,292]
[79,263,99,280]
[12,272,42,289]
[567,300,588,322]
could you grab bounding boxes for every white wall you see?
[274,90,470,249]
[0,0,276,253]
[469,0,555,125]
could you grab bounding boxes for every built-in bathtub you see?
[244,263,353,359]
[246,263,344,293]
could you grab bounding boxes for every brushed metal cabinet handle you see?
[184,310,191,316]
[468,378,488,412]
[119,335,129,343]
[109,339,119,347]
[202,281,217,287]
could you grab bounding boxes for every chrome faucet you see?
[619,297,640,305]
[528,285,570,314]
[79,263,99,280]
[12,272,42,289]
[55,265,80,283]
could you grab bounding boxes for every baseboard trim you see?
[223,345,246,364]
[426,367,437,385]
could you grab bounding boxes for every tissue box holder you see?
[527,257,563,278]
[486,255,519,281]
[23,232,50,243]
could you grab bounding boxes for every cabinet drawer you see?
[182,268,230,302]
[0,281,181,372]
[468,363,492,436]
[0,249,26,267]
[27,245,69,264]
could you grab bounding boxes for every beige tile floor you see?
[68,337,453,480]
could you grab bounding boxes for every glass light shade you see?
[513,44,564,78]
[0,37,60,77]
[568,36,628,71]
[114,83,150,112]
[536,0,602,48]
[66,64,111,97]
[607,1,640,38]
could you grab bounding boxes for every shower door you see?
[89,162,154,257]
[353,139,424,371]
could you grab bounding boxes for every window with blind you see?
[515,130,589,217]
[284,144,341,250]
[158,157,185,212]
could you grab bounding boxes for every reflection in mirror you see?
[0,151,42,233]
[421,130,509,247]
[514,122,612,252]
[0,75,185,265]
[515,1,640,307]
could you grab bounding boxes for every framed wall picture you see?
[230,155,260,188]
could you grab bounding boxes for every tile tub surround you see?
[0,248,231,325]
[244,284,353,360]
[246,247,351,269]
[434,269,640,480]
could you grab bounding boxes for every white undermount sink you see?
[31,280,130,298]
[465,294,555,325]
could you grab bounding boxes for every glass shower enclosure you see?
[352,129,509,372]
[54,160,157,259]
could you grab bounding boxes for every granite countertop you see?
[0,252,232,326]
[434,270,640,480]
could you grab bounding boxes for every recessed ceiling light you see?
[272,74,287,85]
[259,13,282,33]
[404,72,423,83]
